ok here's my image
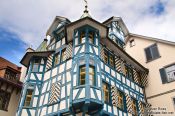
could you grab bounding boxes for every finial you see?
[84,0,88,13]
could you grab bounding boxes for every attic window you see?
[130,39,135,47]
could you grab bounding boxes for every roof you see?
[0,57,21,72]
[101,37,149,72]
[103,16,129,37]
[126,33,175,46]
[46,16,71,36]
[66,17,108,42]
[20,51,55,67]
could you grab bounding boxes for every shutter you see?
[159,68,167,84]
[145,48,152,61]
[152,45,159,59]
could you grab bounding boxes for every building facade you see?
[0,57,22,116]
[125,34,175,115]
[17,12,150,116]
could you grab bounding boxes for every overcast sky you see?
[0,0,174,65]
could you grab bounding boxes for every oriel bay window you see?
[103,82,110,103]
[24,88,34,107]
[79,65,95,85]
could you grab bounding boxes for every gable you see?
[66,17,107,42]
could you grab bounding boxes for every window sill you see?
[146,56,161,63]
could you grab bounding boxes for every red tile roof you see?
[0,57,21,72]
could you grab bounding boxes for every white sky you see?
[0,0,175,48]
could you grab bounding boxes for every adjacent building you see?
[0,57,22,116]
[17,7,150,116]
[125,34,175,115]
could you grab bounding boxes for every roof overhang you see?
[46,16,71,36]
[101,37,148,72]
[66,17,108,42]
[103,16,129,37]
[20,51,55,67]
[125,33,175,46]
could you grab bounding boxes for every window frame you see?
[0,89,11,111]
[61,48,66,62]
[103,49,115,68]
[79,65,86,85]
[89,65,95,86]
[117,90,124,110]
[23,87,34,107]
[31,58,40,72]
[102,81,110,104]
[54,52,60,66]
[80,31,86,44]
[144,43,160,62]
[131,98,138,115]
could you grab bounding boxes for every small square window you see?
[130,39,135,47]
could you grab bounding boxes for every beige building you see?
[125,33,175,115]
[0,57,22,116]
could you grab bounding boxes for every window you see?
[61,49,66,62]
[89,66,95,85]
[159,64,175,84]
[131,98,138,115]
[130,39,135,47]
[117,90,124,110]
[80,66,86,85]
[103,82,110,103]
[103,50,115,68]
[54,52,60,66]
[24,89,34,107]
[0,90,11,111]
[80,31,86,43]
[79,66,95,85]
[104,51,108,64]
[109,54,114,67]
[145,44,160,62]
[32,59,40,72]
[88,31,94,44]
[125,65,134,80]
[4,69,18,82]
